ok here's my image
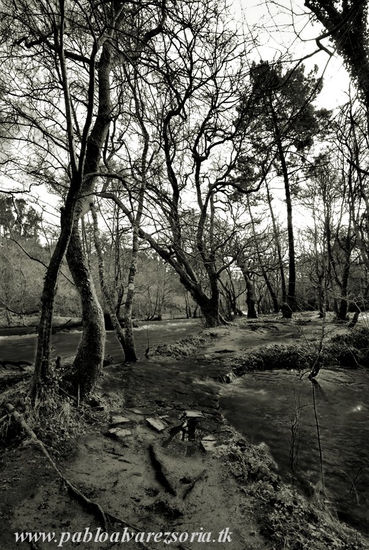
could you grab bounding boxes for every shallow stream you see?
[220,368,369,532]
[0,318,200,363]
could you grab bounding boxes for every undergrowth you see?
[153,335,207,358]
[0,382,107,458]
[221,326,369,381]
[223,437,367,550]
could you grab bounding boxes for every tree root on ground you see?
[5,403,153,550]
[148,443,177,496]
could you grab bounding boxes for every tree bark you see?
[265,181,286,305]
[32,182,82,398]
[32,12,115,398]
[269,99,296,315]
[66,223,105,396]
[91,204,136,362]
[247,191,280,313]
[199,297,221,327]
[244,273,258,319]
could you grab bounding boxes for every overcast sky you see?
[0,0,353,224]
[232,0,351,107]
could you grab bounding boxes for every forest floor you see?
[0,314,368,550]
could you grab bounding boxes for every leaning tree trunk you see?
[91,204,135,362]
[66,222,105,396]
[181,274,222,328]
[63,36,115,390]
[32,23,115,398]
[32,182,82,398]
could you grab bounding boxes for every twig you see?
[311,383,325,488]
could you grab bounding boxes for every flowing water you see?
[219,368,369,532]
[0,319,201,363]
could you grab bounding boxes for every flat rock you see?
[201,436,217,452]
[110,415,133,426]
[183,410,204,419]
[106,427,133,440]
[146,417,167,432]
[128,408,152,416]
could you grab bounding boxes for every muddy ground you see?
[0,315,368,550]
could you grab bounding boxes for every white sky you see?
[232,0,351,107]
[0,0,353,230]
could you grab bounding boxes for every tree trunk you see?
[91,204,135,362]
[269,101,296,314]
[66,222,105,396]
[336,236,352,321]
[32,189,81,398]
[279,151,296,313]
[32,25,116,398]
[265,276,279,313]
[247,191,279,313]
[244,273,258,319]
[265,181,286,304]
[200,297,221,327]
[122,235,139,362]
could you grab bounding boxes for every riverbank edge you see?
[152,321,369,548]
[1,318,368,549]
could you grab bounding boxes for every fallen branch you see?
[5,403,153,550]
[0,380,28,407]
[52,319,73,334]
[182,469,207,500]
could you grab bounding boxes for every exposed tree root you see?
[5,403,153,550]
[148,443,177,496]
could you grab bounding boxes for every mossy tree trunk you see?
[66,222,105,396]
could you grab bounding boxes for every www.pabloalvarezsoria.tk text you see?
[15,526,233,546]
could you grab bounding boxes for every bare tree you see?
[0,0,166,398]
